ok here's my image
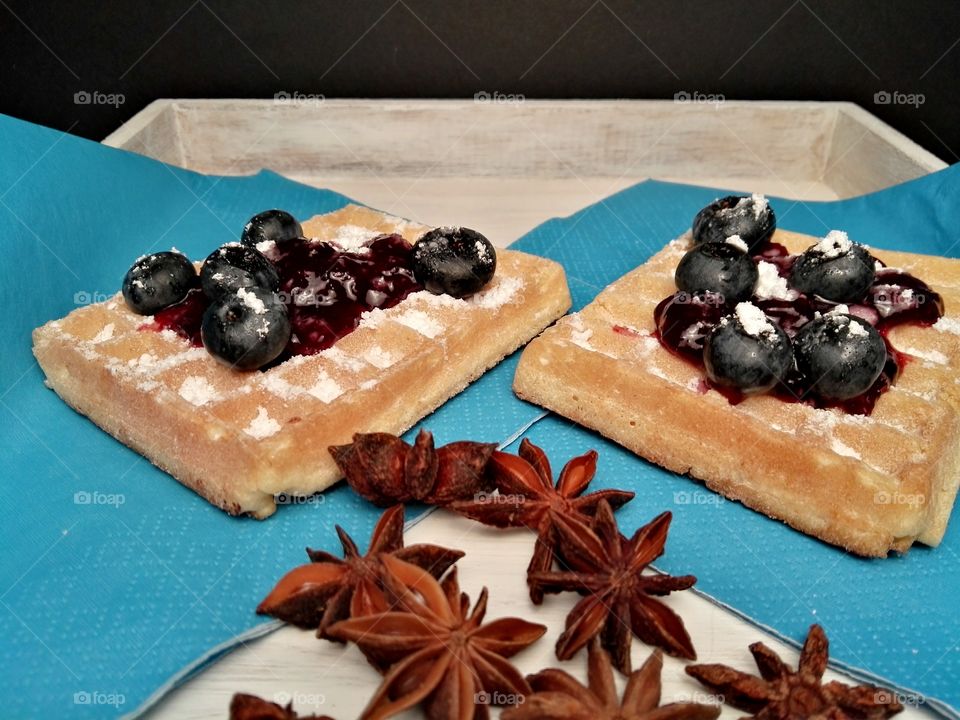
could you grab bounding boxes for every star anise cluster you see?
[529,499,697,673]
[448,439,634,603]
[502,638,720,720]
[256,504,462,639]
[686,624,904,719]
[255,499,546,718]
[326,554,547,719]
[329,429,496,506]
[248,437,909,720]
[448,439,695,674]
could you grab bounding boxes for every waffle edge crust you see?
[513,229,960,557]
[33,205,571,518]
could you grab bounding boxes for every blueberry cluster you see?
[121,209,497,371]
[669,196,888,401]
[703,305,885,400]
[122,209,298,370]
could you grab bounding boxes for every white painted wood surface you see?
[105,100,944,719]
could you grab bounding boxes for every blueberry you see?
[675,242,758,304]
[412,227,496,298]
[789,231,875,303]
[200,244,280,300]
[704,302,793,393]
[692,194,776,252]
[793,313,886,400]
[240,209,302,248]
[122,251,197,315]
[201,287,291,370]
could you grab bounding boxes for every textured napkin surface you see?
[508,172,960,718]
[0,115,545,719]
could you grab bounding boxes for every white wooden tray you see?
[105,99,943,719]
[105,99,944,248]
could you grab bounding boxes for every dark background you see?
[2,0,959,161]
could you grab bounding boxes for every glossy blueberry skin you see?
[122,251,197,315]
[793,314,886,400]
[704,314,793,393]
[240,209,302,248]
[789,242,875,303]
[201,287,291,370]
[675,242,758,304]
[692,195,776,252]
[412,227,496,298]
[200,244,280,300]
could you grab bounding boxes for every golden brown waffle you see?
[33,205,571,518]
[514,229,960,556]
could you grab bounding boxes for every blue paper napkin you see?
[507,172,960,719]
[0,115,546,719]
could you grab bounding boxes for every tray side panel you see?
[107,99,847,181]
[824,104,947,198]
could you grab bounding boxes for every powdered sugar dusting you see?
[738,193,768,219]
[831,437,860,459]
[902,346,948,364]
[114,347,207,376]
[178,376,219,406]
[567,314,594,349]
[256,239,276,256]
[735,302,775,337]
[475,239,492,263]
[934,316,960,334]
[244,406,281,439]
[359,307,388,330]
[322,346,367,371]
[329,224,382,253]
[91,323,115,344]
[847,319,869,337]
[395,309,443,338]
[307,371,343,403]
[260,373,301,400]
[755,261,799,301]
[725,235,749,253]
[812,230,852,259]
[471,276,523,309]
[127,353,158,371]
[364,345,394,369]
[237,287,267,315]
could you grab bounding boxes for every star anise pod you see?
[502,637,720,720]
[329,429,496,506]
[686,624,903,719]
[528,499,696,674]
[256,504,463,638]
[229,693,334,719]
[448,439,634,604]
[326,554,547,719]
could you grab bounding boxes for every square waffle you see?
[33,205,571,517]
[513,229,960,556]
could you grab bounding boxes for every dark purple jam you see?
[147,287,206,345]
[651,242,944,415]
[143,234,422,359]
